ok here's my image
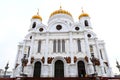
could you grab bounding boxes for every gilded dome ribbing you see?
[32,14,42,21]
[50,6,72,18]
[78,9,89,19]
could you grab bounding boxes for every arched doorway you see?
[78,61,86,77]
[33,61,41,77]
[54,60,64,77]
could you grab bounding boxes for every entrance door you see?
[55,60,64,77]
[78,61,86,77]
[33,61,41,77]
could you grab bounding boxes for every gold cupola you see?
[78,9,89,19]
[49,6,72,18]
[32,10,42,21]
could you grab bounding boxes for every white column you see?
[84,31,94,74]
[94,38,104,75]
[84,32,91,62]
[28,34,35,65]
[45,32,49,64]
[69,32,74,64]
[22,40,26,56]
[103,44,112,76]
[103,45,110,68]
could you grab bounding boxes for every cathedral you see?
[13,6,113,77]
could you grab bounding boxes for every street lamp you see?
[90,53,100,80]
[20,54,27,77]
[116,60,120,72]
[90,53,97,76]
[4,62,9,77]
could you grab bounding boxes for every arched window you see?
[62,40,65,52]
[77,39,81,52]
[53,40,56,52]
[84,20,89,26]
[58,40,61,52]
[28,46,30,57]
[100,49,103,59]
[38,40,41,53]
[53,39,65,53]
[32,22,36,28]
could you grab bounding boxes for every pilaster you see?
[84,31,94,74]
[94,38,104,76]
[28,33,35,65]
[45,32,49,64]
[69,32,74,64]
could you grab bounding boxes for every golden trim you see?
[49,7,72,18]
[32,15,42,21]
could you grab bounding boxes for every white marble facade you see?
[13,7,113,77]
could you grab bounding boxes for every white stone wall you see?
[13,10,113,77]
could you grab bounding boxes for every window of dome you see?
[87,34,91,38]
[32,22,36,28]
[75,27,80,31]
[84,20,89,26]
[56,25,62,30]
[39,28,44,32]
[30,36,32,39]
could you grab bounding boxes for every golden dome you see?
[32,10,42,21]
[78,9,89,19]
[32,14,42,21]
[50,6,72,18]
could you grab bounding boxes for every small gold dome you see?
[50,6,72,18]
[78,9,89,19]
[32,14,42,21]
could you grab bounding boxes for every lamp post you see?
[4,62,9,77]
[116,60,120,72]
[90,53,99,80]
[20,54,27,77]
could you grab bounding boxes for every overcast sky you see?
[0,0,120,75]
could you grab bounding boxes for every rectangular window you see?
[77,39,81,52]
[28,46,30,57]
[58,40,61,52]
[62,40,65,52]
[100,49,103,59]
[38,40,41,53]
[89,45,93,52]
[104,67,106,73]
[53,40,56,52]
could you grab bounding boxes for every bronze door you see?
[55,60,64,77]
[78,61,86,77]
[33,61,41,77]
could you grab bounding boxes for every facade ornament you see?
[41,57,45,63]
[64,57,71,63]
[84,56,89,62]
[30,57,34,64]
[74,56,77,63]
[47,57,54,64]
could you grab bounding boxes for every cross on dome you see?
[32,9,42,21]
[78,8,89,19]
[49,6,72,18]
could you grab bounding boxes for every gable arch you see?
[48,21,71,32]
